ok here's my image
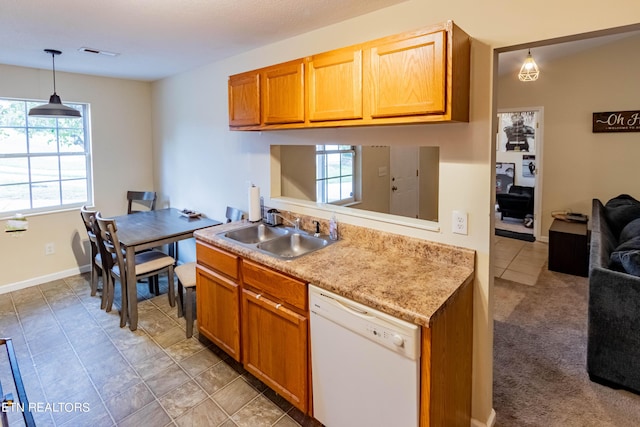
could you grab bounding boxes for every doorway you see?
[495,108,543,241]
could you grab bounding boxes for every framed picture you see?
[497,112,536,152]
[496,162,515,193]
[522,155,536,177]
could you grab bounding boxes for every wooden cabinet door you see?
[228,72,260,126]
[307,48,363,121]
[262,61,305,124]
[368,30,446,118]
[196,266,241,361]
[242,288,308,412]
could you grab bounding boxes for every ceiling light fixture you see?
[518,49,540,82]
[28,49,81,118]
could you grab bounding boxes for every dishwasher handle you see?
[333,297,375,318]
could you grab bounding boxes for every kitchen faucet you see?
[273,213,301,231]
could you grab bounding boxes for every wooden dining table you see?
[111,208,222,330]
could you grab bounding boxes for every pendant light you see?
[518,49,540,82]
[28,49,81,118]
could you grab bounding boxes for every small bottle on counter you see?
[329,214,338,241]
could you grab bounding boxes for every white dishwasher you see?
[309,284,421,427]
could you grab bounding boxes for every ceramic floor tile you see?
[154,326,189,348]
[138,310,180,337]
[213,377,260,415]
[174,397,228,427]
[118,400,171,427]
[505,260,543,276]
[146,365,191,398]
[48,387,105,426]
[494,255,514,270]
[231,394,284,427]
[104,381,155,422]
[501,269,539,286]
[164,337,208,361]
[128,351,176,380]
[263,387,294,413]
[194,362,241,395]
[158,379,208,419]
[274,415,302,427]
[120,338,165,365]
[178,347,223,377]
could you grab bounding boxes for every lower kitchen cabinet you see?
[241,259,309,413]
[242,288,309,412]
[196,242,241,361]
[196,243,310,413]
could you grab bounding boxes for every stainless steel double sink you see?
[219,223,334,260]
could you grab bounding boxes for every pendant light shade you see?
[518,49,540,82]
[29,49,81,118]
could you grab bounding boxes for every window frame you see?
[0,97,93,217]
[315,144,357,205]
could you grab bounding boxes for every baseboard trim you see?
[471,408,496,427]
[0,265,90,295]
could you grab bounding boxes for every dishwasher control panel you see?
[309,285,421,360]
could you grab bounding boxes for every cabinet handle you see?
[256,294,262,300]
[275,303,282,310]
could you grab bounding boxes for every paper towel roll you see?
[248,185,261,222]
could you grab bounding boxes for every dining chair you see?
[127,191,157,214]
[96,212,176,327]
[175,262,197,338]
[80,206,105,297]
[127,190,161,294]
[226,206,243,223]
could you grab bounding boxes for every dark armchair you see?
[496,185,534,220]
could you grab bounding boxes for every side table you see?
[548,219,589,277]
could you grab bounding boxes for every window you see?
[316,145,355,205]
[0,98,92,216]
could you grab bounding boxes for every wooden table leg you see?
[126,246,137,330]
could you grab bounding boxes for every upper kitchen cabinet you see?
[307,47,363,122]
[367,30,445,118]
[228,71,260,126]
[228,20,470,130]
[262,60,305,124]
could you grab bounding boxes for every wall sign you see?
[593,110,640,133]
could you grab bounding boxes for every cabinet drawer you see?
[196,241,239,280]
[242,260,307,311]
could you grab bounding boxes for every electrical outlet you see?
[452,211,468,235]
[45,242,55,255]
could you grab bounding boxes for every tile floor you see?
[0,274,319,427]
[493,235,548,285]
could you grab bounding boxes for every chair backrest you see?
[80,206,97,240]
[95,212,125,277]
[127,191,157,214]
[226,206,243,223]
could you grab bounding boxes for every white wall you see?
[0,64,153,289]
[151,2,640,425]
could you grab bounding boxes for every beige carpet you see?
[493,265,640,426]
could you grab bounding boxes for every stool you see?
[175,262,197,338]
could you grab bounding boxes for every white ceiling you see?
[3,1,638,83]
[0,0,406,81]
[497,30,640,77]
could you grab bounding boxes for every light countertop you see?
[194,219,474,327]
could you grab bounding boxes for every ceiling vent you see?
[78,47,119,57]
